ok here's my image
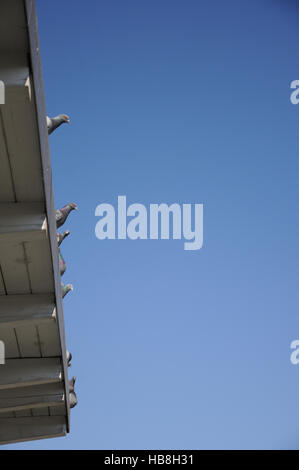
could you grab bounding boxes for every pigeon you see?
[69,376,76,393]
[56,203,78,228]
[69,392,78,409]
[57,231,70,247]
[59,249,67,277]
[66,350,72,367]
[69,376,78,409]
[61,283,73,298]
[47,114,70,135]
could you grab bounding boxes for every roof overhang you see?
[0,0,71,444]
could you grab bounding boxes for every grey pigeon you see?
[61,283,73,298]
[69,376,76,393]
[59,248,67,277]
[57,230,70,247]
[47,114,70,135]
[69,376,78,409]
[56,203,78,228]
[69,392,78,409]
[66,350,72,367]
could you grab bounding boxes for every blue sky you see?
[6,0,299,449]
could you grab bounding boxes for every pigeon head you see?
[58,114,70,124]
[56,204,77,228]
[68,203,78,211]
[61,283,74,298]
[57,230,71,246]
[61,203,78,214]
[47,114,70,135]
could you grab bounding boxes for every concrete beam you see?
[0,382,63,398]
[0,394,64,414]
[0,203,47,244]
[0,358,62,391]
[0,294,56,328]
[0,416,67,444]
[0,383,65,413]
[0,393,64,414]
[0,54,29,88]
[4,83,31,104]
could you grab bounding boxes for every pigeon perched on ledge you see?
[57,231,70,247]
[56,203,78,228]
[69,376,76,393]
[70,393,78,409]
[59,249,67,277]
[61,283,73,298]
[47,114,70,135]
[66,350,72,367]
[69,376,78,409]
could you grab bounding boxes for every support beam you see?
[0,416,67,444]
[0,358,62,391]
[0,383,65,413]
[0,54,29,88]
[4,83,31,104]
[0,203,47,244]
[0,394,64,414]
[0,382,63,398]
[0,294,56,328]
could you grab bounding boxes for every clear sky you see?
[5,0,299,450]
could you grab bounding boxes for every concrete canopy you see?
[0,0,71,444]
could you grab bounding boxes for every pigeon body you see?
[47,114,70,135]
[69,392,78,409]
[61,283,73,298]
[69,376,78,409]
[66,350,72,367]
[57,231,70,247]
[69,376,76,393]
[59,249,67,277]
[56,203,78,228]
